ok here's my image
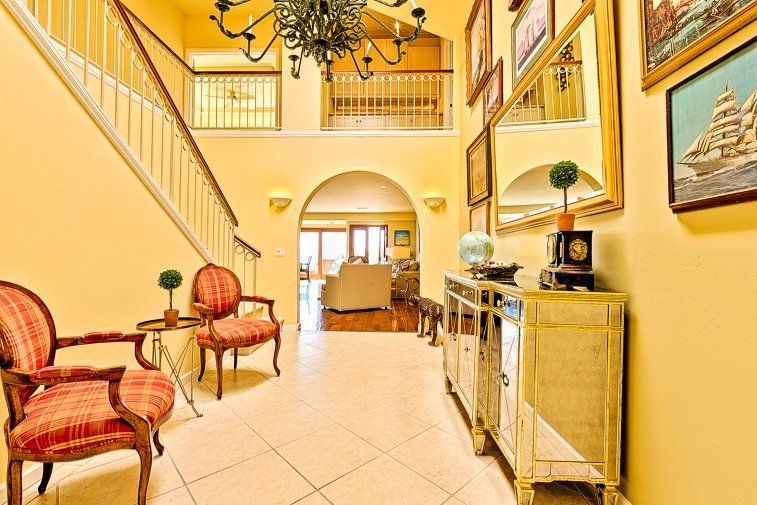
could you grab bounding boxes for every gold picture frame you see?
[511,0,555,86]
[491,0,623,233]
[469,199,491,234]
[638,0,757,90]
[483,58,503,126]
[465,0,492,106]
[467,128,493,206]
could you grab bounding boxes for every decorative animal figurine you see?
[408,294,444,346]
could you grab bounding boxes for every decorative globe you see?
[457,232,494,266]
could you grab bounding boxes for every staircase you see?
[2,0,260,297]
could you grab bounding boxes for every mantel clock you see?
[541,230,594,290]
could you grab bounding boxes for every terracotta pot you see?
[555,213,576,231]
[164,309,179,327]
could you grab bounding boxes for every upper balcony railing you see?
[322,70,454,131]
[498,62,586,127]
[126,8,281,130]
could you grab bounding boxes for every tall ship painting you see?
[678,85,757,176]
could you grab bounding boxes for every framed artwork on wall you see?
[483,58,503,126]
[465,0,492,106]
[639,0,756,90]
[469,199,491,234]
[511,0,554,86]
[666,38,757,213]
[467,129,493,206]
[394,230,411,246]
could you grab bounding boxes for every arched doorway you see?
[296,171,422,331]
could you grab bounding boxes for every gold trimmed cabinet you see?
[443,270,627,505]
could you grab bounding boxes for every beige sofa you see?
[322,263,391,312]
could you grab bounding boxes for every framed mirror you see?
[490,0,622,233]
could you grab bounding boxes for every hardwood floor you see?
[299,280,420,332]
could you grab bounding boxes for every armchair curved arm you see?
[241,295,280,329]
[193,302,214,319]
[2,365,126,387]
[56,331,156,371]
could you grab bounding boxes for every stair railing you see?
[232,235,262,318]
[8,0,239,265]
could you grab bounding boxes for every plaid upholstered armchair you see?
[192,264,281,399]
[0,281,175,505]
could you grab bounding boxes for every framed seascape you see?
[511,0,554,86]
[467,129,493,206]
[667,38,757,213]
[394,230,411,247]
[465,0,492,105]
[639,0,756,90]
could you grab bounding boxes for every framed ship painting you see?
[639,0,757,90]
[483,58,503,126]
[467,129,493,206]
[667,38,757,213]
[465,0,492,106]
[511,0,554,86]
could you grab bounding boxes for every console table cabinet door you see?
[444,293,459,385]
[497,313,521,455]
[458,301,479,408]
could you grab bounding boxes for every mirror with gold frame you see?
[491,0,622,233]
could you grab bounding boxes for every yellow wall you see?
[123,0,184,54]
[0,2,208,476]
[456,1,757,504]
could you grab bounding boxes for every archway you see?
[296,171,423,330]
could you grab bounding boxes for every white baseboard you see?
[0,462,43,495]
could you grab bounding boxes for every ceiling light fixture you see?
[210,0,427,82]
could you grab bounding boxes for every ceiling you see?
[306,172,414,213]
[167,0,463,39]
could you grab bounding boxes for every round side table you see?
[137,317,203,417]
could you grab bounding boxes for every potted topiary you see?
[158,269,183,327]
[549,160,580,231]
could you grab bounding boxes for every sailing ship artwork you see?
[643,0,754,73]
[667,40,757,211]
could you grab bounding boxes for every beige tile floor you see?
[10,330,602,505]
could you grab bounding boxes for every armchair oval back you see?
[0,281,57,403]
[193,264,242,320]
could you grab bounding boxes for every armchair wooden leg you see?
[38,462,53,494]
[153,430,165,456]
[136,443,152,505]
[272,333,282,377]
[233,348,238,370]
[198,348,206,382]
[214,349,224,399]
[7,459,22,505]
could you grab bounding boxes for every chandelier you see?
[210,0,427,82]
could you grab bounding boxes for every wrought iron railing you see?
[322,70,453,130]
[12,0,240,264]
[127,10,281,130]
[232,235,261,318]
[498,62,586,127]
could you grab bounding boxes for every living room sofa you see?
[322,263,391,312]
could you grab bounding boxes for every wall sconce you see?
[423,197,446,209]
[270,197,292,209]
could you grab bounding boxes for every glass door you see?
[300,229,347,279]
[299,231,320,279]
[350,225,388,262]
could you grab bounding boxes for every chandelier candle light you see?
[210,0,428,82]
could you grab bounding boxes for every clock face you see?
[547,235,557,264]
[568,238,589,261]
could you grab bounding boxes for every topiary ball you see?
[158,269,183,290]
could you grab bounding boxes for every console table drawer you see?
[492,292,521,321]
[446,278,478,304]
[536,302,621,327]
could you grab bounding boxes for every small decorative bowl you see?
[468,262,524,281]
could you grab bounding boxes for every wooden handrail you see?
[113,0,238,226]
[122,5,194,75]
[235,235,262,258]
[327,69,454,75]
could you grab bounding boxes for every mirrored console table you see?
[443,270,626,505]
